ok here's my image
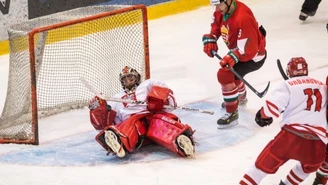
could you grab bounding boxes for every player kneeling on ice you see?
[239,57,328,185]
[88,66,195,158]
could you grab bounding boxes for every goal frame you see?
[0,4,150,145]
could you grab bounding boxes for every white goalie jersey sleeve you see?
[134,79,170,101]
[106,79,172,123]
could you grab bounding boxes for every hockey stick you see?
[80,77,215,115]
[277,59,289,80]
[211,51,270,98]
[80,77,144,104]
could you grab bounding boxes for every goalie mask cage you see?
[0,4,150,145]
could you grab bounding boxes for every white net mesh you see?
[0,5,149,143]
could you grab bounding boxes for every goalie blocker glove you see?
[255,108,273,127]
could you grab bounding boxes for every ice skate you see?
[312,173,328,185]
[221,98,248,109]
[299,10,316,22]
[177,134,195,157]
[299,12,309,21]
[104,130,126,158]
[217,110,239,129]
[312,177,321,185]
[279,180,286,185]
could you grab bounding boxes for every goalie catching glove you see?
[88,96,116,130]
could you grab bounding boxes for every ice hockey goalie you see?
[88,66,195,158]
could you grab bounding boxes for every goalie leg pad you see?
[95,127,126,157]
[146,113,195,157]
[104,130,126,157]
[110,113,148,153]
[95,128,111,152]
[95,114,148,154]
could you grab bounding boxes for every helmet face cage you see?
[119,66,141,93]
[286,57,308,78]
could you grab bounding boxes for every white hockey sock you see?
[240,164,268,185]
[281,162,309,185]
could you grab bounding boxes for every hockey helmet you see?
[119,66,141,92]
[210,0,226,5]
[286,57,308,78]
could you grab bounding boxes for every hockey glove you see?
[88,96,111,111]
[202,34,218,58]
[220,50,240,70]
[89,96,114,130]
[147,86,173,112]
[255,108,273,127]
[89,97,100,110]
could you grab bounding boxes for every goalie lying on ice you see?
[88,66,195,158]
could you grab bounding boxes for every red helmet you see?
[286,57,308,78]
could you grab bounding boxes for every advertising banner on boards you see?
[0,0,172,41]
[0,0,208,55]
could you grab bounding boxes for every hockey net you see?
[0,4,150,144]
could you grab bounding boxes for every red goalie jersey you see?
[211,0,266,62]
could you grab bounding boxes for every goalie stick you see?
[80,77,215,115]
[212,51,270,98]
[277,59,289,80]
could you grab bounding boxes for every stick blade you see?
[258,81,270,98]
[277,59,289,80]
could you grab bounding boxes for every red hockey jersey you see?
[210,0,266,62]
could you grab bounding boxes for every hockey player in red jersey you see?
[313,149,328,185]
[88,66,195,158]
[312,76,328,185]
[202,0,267,128]
[239,57,328,185]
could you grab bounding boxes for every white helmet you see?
[210,0,225,5]
[119,66,141,93]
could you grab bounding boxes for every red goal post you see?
[0,4,150,145]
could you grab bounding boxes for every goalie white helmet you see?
[119,66,141,93]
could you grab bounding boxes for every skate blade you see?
[104,130,126,158]
[177,135,195,158]
[217,120,239,129]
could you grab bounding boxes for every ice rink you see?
[0,0,327,184]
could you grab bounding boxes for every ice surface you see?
[0,0,327,184]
